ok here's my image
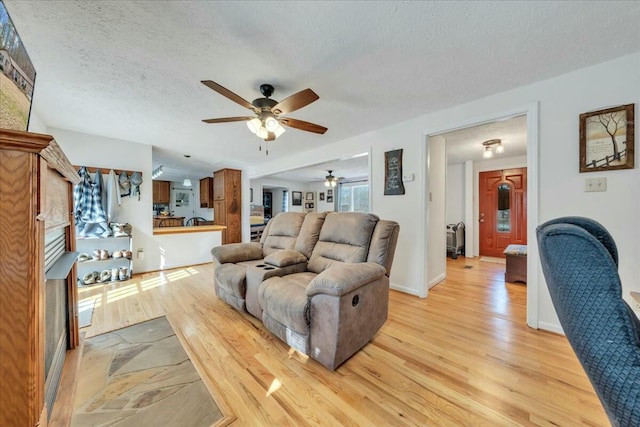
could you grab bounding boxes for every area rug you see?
[78,298,97,328]
[71,317,222,427]
[479,256,506,264]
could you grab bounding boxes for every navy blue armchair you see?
[537,217,640,426]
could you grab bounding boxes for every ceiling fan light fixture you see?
[264,116,279,132]
[274,122,286,138]
[256,126,269,139]
[246,117,261,134]
[324,170,337,187]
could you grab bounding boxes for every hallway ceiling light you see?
[482,139,503,158]
[183,155,192,187]
[152,165,164,179]
[324,170,337,187]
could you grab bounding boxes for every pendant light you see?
[183,155,192,187]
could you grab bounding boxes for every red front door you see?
[479,168,527,257]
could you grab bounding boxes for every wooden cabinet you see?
[200,177,214,208]
[152,180,170,204]
[213,168,241,244]
[0,129,80,426]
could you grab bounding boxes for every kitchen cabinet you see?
[0,129,80,426]
[213,168,241,244]
[200,177,214,208]
[153,180,170,204]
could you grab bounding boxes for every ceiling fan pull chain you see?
[266,141,269,155]
[259,142,262,151]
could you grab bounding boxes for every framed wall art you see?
[579,104,634,172]
[292,191,302,206]
[384,149,405,195]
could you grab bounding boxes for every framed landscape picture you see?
[579,104,634,172]
[292,191,302,206]
[0,1,37,131]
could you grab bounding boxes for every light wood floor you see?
[75,258,608,426]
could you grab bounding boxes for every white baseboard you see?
[538,321,564,335]
[428,273,446,289]
[390,282,425,298]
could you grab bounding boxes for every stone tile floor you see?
[72,317,222,427]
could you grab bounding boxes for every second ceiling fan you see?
[201,80,328,142]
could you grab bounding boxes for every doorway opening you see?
[428,111,532,323]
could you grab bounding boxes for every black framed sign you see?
[384,149,405,195]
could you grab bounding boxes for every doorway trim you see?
[423,102,539,329]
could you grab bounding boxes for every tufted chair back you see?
[537,217,640,426]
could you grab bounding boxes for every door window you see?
[497,183,511,232]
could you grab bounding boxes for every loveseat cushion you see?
[307,212,379,274]
[211,242,263,265]
[294,212,327,258]
[264,250,307,267]
[259,272,317,335]
[262,212,306,256]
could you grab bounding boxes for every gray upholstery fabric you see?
[307,263,386,297]
[309,276,389,370]
[214,264,247,298]
[307,212,379,274]
[211,242,263,265]
[294,212,327,258]
[367,220,400,276]
[259,272,317,335]
[245,262,308,319]
[264,250,307,267]
[262,212,306,256]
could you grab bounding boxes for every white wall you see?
[27,107,47,134]
[427,135,446,288]
[247,51,640,331]
[50,127,219,273]
[446,163,465,224]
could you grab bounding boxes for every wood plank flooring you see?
[74,258,608,426]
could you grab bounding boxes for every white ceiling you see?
[5,1,640,180]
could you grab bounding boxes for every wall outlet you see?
[137,248,144,259]
[585,177,607,192]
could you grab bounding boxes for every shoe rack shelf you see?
[76,234,133,285]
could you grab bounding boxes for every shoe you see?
[92,250,101,260]
[99,269,111,282]
[100,249,109,260]
[82,271,99,285]
[111,267,119,282]
[77,253,89,262]
[119,267,128,281]
[113,250,123,259]
[123,250,132,258]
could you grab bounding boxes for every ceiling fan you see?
[201,81,328,145]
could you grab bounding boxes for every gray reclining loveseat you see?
[211,211,399,370]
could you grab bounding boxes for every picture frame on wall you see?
[292,191,302,206]
[327,195,333,203]
[306,192,314,200]
[319,192,325,201]
[579,104,635,172]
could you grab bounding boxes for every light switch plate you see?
[585,177,607,192]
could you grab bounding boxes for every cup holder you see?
[263,266,275,270]
[255,264,266,267]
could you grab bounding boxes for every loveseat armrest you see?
[264,250,307,268]
[211,242,263,265]
[306,262,386,297]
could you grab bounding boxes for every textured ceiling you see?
[5,1,640,179]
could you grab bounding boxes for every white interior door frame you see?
[423,102,539,328]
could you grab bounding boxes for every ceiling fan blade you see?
[201,80,259,113]
[280,117,327,134]
[271,89,319,115]
[202,116,254,124]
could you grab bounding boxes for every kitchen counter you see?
[153,216,185,227]
[152,224,226,235]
